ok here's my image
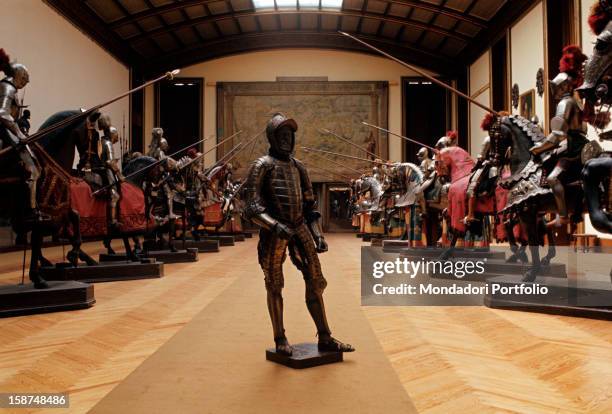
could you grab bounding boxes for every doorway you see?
[402,77,451,163]
[325,185,353,232]
[155,78,203,154]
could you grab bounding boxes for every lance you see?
[362,122,435,151]
[301,147,369,175]
[92,134,206,195]
[309,164,354,181]
[0,69,181,158]
[178,130,242,171]
[318,128,383,161]
[302,146,389,166]
[338,31,498,116]
[203,130,264,176]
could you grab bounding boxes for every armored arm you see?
[531,97,574,155]
[294,159,327,253]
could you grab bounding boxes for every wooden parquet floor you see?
[0,234,610,413]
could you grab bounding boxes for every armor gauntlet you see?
[295,160,327,253]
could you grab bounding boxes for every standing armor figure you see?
[0,60,44,221]
[98,120,122,227]
[148,127,178,219]
[244,113,355,356]
[147,127,168,159]
[530,46,589,227]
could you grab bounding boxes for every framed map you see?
[216,81,389,182]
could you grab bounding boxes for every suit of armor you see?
[244,113,354,356]
[99,125,122,226]
[531,72,589,225]
[148,128,178,219]
[0,63,43,220]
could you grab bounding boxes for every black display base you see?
[399,247,506,260]
[265,343,343,369]
[356,233,364,238]
[99,248,198,264]
[485,275,612,320]
[243,232,253,239]
[0,281,95,318]
[213,232,246,242]
[201,235,235,246]
[173,239,220,253]
[362,234,372,242]
[40,260,164,283]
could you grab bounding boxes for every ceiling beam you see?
[109,0,488,30]
[142,31,458,77]
[459,0,536,64]
[126,9,472,43]
[43,0,141,66]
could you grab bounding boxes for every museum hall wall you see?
[142,49,440,168]
[0,0,130,147]
[468,50,491,157]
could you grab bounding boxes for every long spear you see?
[204,130,264,177]
[92,134,207,195]
[338,31,498,116]
[318,128,383,160]
[0,69,181,158]
[178,130,242,171]
[302,146,388,165]
[309,164,354,181]
[301,147,369,174]
[362,122,436,151]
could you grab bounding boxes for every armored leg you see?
[258,229,292,355]
[109,187,121,225]
[546,166,568,227]
[163,183,179,220]
[20,149,39,211]
[289,225,354,352]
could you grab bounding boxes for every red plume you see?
[480,113,495,131]
[589,3,610,35]
[559,45,587,86]
[446,130,458,141]
[0,49,9,74]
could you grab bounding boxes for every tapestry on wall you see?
[216,81,389,182]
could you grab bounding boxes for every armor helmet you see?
[226,162,233,171]
[152,127,164,140]
[10,63,29,89]
[109,126,119,144]
[435,136,450,150]
[417,147,429,162]
[266,113,297,157]
[549,72,575,101]
[97,113,112,131]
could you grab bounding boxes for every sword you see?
[339,31,498,116]
[0,69,181,158]
[361,122,436,151]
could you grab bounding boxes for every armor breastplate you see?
[0,80,19,119]
[560,96,587,135]
[264,160,303,225]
